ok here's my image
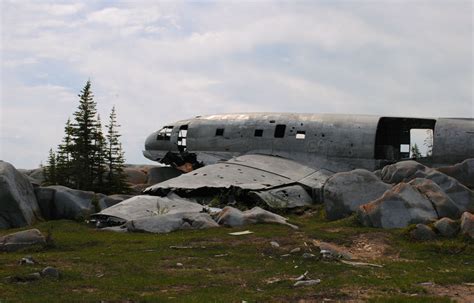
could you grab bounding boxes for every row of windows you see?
[214,125,306,139]
[159,125,307,141]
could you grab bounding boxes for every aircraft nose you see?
[144,132,156,151]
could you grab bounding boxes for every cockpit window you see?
[157,126,173,141]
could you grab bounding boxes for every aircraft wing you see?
[144,154,334,208]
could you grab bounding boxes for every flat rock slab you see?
[0,229,46,252]
[216,206,298,229]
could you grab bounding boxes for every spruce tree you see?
[71,80,99,191]
[44,148,57,185]
[411,143,422,159]
[105,106,130,194]
[92,114,107,192]
[56,118,74,187]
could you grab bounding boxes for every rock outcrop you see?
[460,212,474,239]
[323,169,391,220]
[358,182,438,229]
[216,206,298,229]
[0,229,46,252]
[0,161,42,229]
[437,159,474,189]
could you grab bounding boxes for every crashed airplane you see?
[137,113,473,207]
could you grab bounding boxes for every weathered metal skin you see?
[142,113,473,207]
[144,113,473,171]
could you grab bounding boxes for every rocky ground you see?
[1,158,473,301]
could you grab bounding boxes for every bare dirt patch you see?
[422,283,474,303]
[348,232,398,260]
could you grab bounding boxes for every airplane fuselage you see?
[144,113,473,173]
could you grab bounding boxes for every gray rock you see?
[46,186,105,220]
[358,182,438,228]
[0,161,42,229]
[323,169,391,220]
[126,212,218,233]
[381,160,429,184]
[216,206,298,229]
[41,266,60,278]
[0,229,46,252]
[410,224,437,241]
[408,178,462,219]
[147,166,182,185]
[460,212,474,239]
[437,159,474,189]
[380,161,474,214]
[34,187,56,220]
[433,217,459,237]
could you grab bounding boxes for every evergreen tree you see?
[411,143,422,159]
[56,118,74,187]
[71,80,99,191]
[105,106,130,194]
[92,114,107,192]
[44,148,57,185]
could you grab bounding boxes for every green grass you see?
[0,209,473,302]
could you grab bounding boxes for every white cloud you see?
[0,0,472,168]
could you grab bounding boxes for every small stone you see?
[302,253,316,259]
[433,217,459,237]
[41,266,60,278]
[290,247,301,253]
[270,241,280,248]
[19,256,36,265]
[410,224,436,241]
[460,212,474,239]
[176,263,183,267]
[294,279,321,287]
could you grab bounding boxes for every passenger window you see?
[215,128,224,136]
[274,124,286,138]
[296,131,306,139]
[254,129,263,137]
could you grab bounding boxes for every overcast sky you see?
[1,0,472,169]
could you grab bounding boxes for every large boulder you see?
[408,178,462,219]
[101,194,134,209]
[323,169,391,220]
[0,229,46,252]
[381,161,474,214]
[380,160,429,184]
[0,161,42,229]
[437,159,474,189]
[460,212,474,239]
[358,182,438,228]
[216,206,298,229]
[125,212,218,233]
[41,186,105,220]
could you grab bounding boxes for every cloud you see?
[0,0,472,169]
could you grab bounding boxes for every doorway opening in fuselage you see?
[374,117,435,161]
